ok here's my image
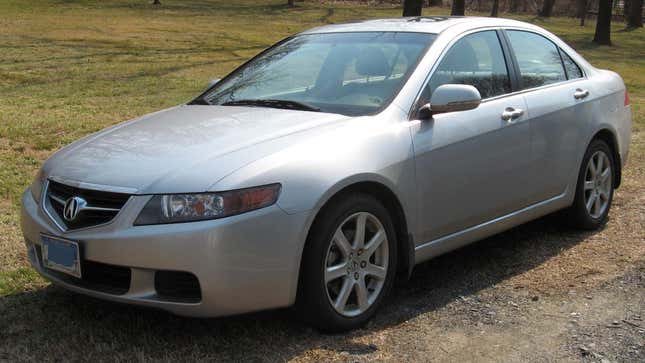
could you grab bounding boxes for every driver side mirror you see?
[416,84,481,120]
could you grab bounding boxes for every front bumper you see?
[21,189,310,317]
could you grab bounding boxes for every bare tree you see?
[452,0,465,15]
[491,0,500,16]
[539,0,556,17]
[593,0,613,45]
[576,0,589,26]
[627,0,644,28]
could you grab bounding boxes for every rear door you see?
[410,30,532,244]
[503,30,593,204]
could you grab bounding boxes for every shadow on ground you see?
[0,215,596,361]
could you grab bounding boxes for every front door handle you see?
[574,89,590,100]
[501,107,524,122]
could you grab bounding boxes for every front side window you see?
[423,30,511,101]
[560,50,583,80]
[506,30,566,89]
[196,32,436,116]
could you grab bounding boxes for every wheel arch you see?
[299,180,415,289]
[591,128,622,189]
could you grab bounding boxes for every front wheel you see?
[565,139,615,229]
[296,193,397,332]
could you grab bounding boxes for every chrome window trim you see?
[480,77,587,103]
[41,179,132,233]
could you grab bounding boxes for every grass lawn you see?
[0,1,643,361]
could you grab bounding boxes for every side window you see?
[506,31,566,89]
[560,50,583,80]
[423,31,511,101]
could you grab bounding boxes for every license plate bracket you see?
[41,234,82,278]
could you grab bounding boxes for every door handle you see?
[574,89,590,100]
[501,107,524,122]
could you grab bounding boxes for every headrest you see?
[443,42,479,72]
[355,47,391,77]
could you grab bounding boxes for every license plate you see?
[41,235,81,278]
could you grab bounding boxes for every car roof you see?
[300,16,534,35]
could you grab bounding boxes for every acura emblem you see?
[63,196,86,222]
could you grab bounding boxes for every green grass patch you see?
[0,267,47,296]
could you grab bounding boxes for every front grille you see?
[34,245,131,295]
[45,180,130,230]
[155,271,201,303]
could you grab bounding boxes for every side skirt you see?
[414,192,570,265]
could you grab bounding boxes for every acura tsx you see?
[21,16,632,332]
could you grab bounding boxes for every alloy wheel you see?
[584,150,612,219]
[324,212,389,317]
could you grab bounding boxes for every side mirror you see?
[417,84,481,119]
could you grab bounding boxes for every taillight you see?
[625,90,630,106]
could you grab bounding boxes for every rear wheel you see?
[296,193,397,332]
[565,139,615,229]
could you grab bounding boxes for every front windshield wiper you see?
[221,99,320,112]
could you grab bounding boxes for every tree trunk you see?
[627,0,644,28]
[403,0,424,16]
[288,0,295,7]
[451,0,465,15]
[491,0,500,16]
[152,0,161,4]
[576,0,587,25]
[593,0,613,44]
[509,0,519,12]
[429,0,443,7]
[538,0,555,17]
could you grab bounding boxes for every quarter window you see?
[424,30,511,101]
[560,50,583,80]
[506,31,566,89]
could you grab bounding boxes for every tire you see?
[296,193,397,333]
[565,139,615,230]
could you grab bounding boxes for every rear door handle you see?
[574,89,590,100]
[501,107,524,122]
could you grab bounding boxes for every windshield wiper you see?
[221,99,320,112]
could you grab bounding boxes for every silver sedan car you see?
[21,16,631,332]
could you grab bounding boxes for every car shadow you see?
[0,214,598,360]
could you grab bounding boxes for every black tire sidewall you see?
[297,193,398,333]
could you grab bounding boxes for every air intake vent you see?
[45,180,131,230]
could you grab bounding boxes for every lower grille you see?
[155,270,201,303]
[35,245,131,295]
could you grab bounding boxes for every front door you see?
[410,30,532,243]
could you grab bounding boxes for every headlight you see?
[134,184,281,225]
[30,168,46,203]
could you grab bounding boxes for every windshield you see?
[195,32,436,116]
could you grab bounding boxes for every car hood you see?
[44,105,349,194]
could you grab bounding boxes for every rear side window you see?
[506,31,566,89]
[560,50,583,80]
[425,30,511,100]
